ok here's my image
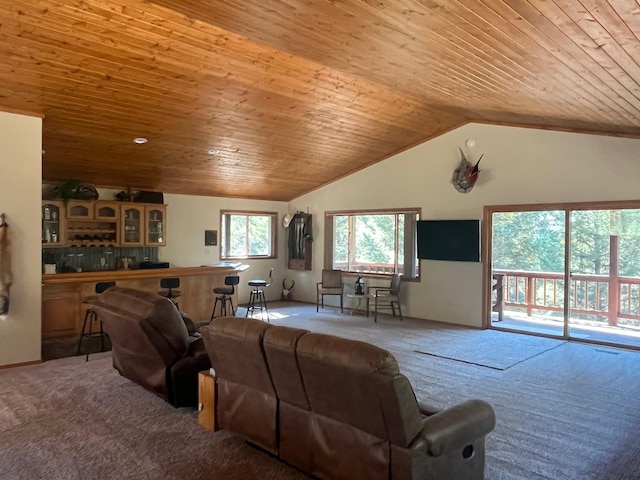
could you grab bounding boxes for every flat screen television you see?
[417,219,481,262]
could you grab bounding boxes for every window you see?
[220,210,277,259]
[325,209,420,278]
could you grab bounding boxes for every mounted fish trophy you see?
[0,213,12,316]
[452,147,483,193]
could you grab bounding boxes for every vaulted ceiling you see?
[1,1,639,201]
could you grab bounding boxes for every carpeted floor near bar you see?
[4,301,640,480]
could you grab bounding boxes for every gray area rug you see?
[414,328,565,370]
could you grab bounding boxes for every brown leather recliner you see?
[201,317,496,479]
[92,287,211,407]
[199,316,279,454]
[294,333,494,480]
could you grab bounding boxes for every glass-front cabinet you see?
[42,201,65,245]
[41,201,167,248]
[120,205,144,246]
[145,205,166,246]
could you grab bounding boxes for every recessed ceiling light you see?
[465,139,476,148]
[208,149,220,155]
[133,137,148,144]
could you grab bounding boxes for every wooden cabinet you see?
[94,202,120,221]
[145,205,166,246]
[42,201,65,245]
[120,205,145,246]
[67,201,118,247]
[42,291,80,338]
[66,200,93,219]
[42,200,168,247]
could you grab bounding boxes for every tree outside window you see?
[327,209,419,278]
[221,210,277,259]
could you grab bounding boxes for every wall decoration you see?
[281,278,295,301]
[0,213,13,316]
[288,212,312,270]
[116,256,137,270]
[452,147,483,193]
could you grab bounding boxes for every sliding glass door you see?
[569,209,640,347]
[488,202,640,349]
[490,210,566,337]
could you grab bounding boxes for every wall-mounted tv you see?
[417,219,481,262]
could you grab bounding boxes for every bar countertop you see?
[42,264,250,284]
[42,263,250,337]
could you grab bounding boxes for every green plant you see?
[51,180,98,201]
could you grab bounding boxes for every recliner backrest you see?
[263,325,310,409]
[92,287,191,399]
[201,316,275,395]
[200,316,279,454]
[296,332,423,447]
[95,286,190,359]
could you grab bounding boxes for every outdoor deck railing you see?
[493,269,640,327]
[333,262,397,275]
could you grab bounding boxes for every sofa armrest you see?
[417,401,441,416]
[420,399,495,456]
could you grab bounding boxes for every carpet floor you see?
[3,301,640,479]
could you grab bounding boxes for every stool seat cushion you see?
[159,289,182,298]
[248,280,267,287]
[214,286,234,295]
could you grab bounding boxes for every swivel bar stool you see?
[76,281,115,361]
[245,268,273,322]
[159,277,182,309]
[211,275,240,320]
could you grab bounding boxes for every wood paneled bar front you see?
[41,265,248,339]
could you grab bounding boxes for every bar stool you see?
[76,281,115,361]
[159,277,181,308]
[210,275,240,320]
[246,268,273,322]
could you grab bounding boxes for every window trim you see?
[220,210,278,260]
[324,208,421,279]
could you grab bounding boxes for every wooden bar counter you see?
[42,265,248,339]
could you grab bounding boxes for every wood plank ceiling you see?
[1,0,639,201]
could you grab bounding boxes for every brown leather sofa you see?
[200,317,496,480]
[92,286,211,407]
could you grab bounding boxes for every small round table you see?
[346,293,367,316]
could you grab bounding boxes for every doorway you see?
[486,202,640,349]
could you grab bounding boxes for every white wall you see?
[0,111,42,366]
[161,193,289,304]
[288,123,640,326]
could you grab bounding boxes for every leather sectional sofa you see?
[200,316,496,480]
[92,286,211,407]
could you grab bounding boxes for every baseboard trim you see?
[0,359,41,370]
